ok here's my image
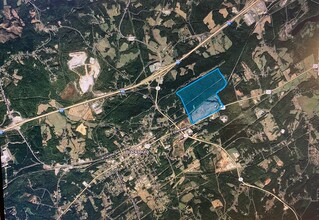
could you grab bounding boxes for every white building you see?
[1,148,12,168]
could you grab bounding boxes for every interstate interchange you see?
[2,1,315,219]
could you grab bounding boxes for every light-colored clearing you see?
[219,8,229,18]
[203,11,218,33]
[68,104,94,121]
[116,52,139,69]
[67,52,87,70]
[175,3,187,19]
[253,15,271,39]
[297,95,319,118]
[137,189,156,210]
[45,113,67,136]
[76,123,87,136]
[79,74,94,93]
[211,199,223,208]
[152,29,167,46]
[260,113,280,141]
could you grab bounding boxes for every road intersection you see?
[1,0,260,133]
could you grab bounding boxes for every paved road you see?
[1,0,260,132]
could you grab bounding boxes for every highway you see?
[4,2,304,219]
[225,67,313,107]
[2,0,260,133]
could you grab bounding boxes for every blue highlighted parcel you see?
[176,68,227,124]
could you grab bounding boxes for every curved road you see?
[2,0,260,133]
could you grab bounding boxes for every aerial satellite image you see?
[0,0,319,219]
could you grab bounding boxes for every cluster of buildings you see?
[1,146,13,189]
[1,146,12,168]
[243,0,268,26]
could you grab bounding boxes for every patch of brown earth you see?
[60,82,80,100]
[0,6,25,43]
